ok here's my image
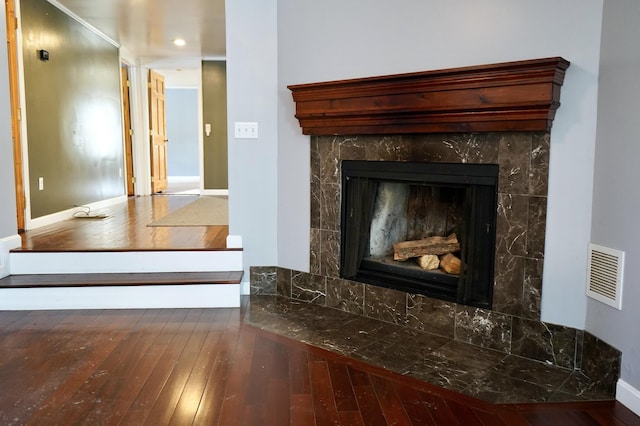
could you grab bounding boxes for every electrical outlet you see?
[234,122,258,139]
[38,177,44,191]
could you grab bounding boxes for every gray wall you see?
[202,61,228,189]
[226,0,279,284]
[166,88,199,177]
[21,0,124,218]
[274,0,602,330]
[590,0,640,394]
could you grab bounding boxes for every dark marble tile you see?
[276,267,292,298]
[326,277,364,315]
[492,355,572,389]
[244,295,614,404]
[320,183,339,232]
[498,132,531,195]
[429,340,507,371]
[310,136,321,185]
[406,293,455,338]
[309,327,383,356]
[492,254,525,317]
[526,196,547,259]
[578,332,621,397]
[529,132,550,196]
[511,317,577,369]
[309,228,321,276]
[575,329,585,371]
[404,340,505,392]
[522,258,543,320]
[291,271,326,305]
[364,285,407,325]
[404,359,484,392]
[414,134,500,164]
[463,371,557,404]
[364,136,411,161]
[455,306,512,353]
[560,371,616,401]
[338,136,367,160]
[350,339,424,374]
[310,182,321,229]
[378,326,451,354]
[318,136,340,184]
[319,230,339,278]
[496,193,529,256]
[249,266,277,295]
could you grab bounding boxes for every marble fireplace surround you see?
[250,58,620,394]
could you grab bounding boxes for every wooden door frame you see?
[5,0,25,230]
[121,64,135,196]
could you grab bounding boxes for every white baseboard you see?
[202,189,229,197]
[0,234,22,278]
[26,195,128,230]
[0,283,240,310]
[617,379,640,416]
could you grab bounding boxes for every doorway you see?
[152,68,203,195]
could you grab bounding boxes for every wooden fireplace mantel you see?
[288,57,570,135]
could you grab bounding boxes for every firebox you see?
[340,160,499,309]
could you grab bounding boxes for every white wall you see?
[275,0,604,329]
[590,0,640,394]
[226,0,279,288]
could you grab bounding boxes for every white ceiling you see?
[49,0,226,66]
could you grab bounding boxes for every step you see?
[0,271,243,310]
[0,271,243,288]
[9,249,243,274]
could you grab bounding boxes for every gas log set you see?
[393,233,461,275]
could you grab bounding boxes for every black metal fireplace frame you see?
[340,160,499,309]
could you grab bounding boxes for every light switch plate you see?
[234,122,258,139]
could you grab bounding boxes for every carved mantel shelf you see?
[288,57,570,135]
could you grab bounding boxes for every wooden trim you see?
[288,57,570,135]
[0,271,243,288]
[5,0,25,230]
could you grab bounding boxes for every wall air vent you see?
[586,243,624,310]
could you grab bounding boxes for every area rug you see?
[147,196,228,226]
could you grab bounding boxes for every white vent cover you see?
[586,243,624,310]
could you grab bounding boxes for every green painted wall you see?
[21,0,124,218]
[202,61,228,189]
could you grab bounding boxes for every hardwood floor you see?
[5,195,639,424]
[18,195,228,251]
[0,305,638,425]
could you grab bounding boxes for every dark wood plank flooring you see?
[0,271,243,288]
[5,195,639,424]
[18,195,228,251]
[0,305,638,425]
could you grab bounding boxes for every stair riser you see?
[0,284,241,310]
[10,251,243,274]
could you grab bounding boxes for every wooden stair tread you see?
[0,271,243,288]
[10,247,242,253]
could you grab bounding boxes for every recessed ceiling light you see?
[173,39,186,46]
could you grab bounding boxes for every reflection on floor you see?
[162,176,200,194]
[245,295,615,404]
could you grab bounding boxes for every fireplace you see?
[340,160,498,309]
[289,57,571,321]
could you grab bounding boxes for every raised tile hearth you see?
[252,59,622,404]
[245,292,618,404]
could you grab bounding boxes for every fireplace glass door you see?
[340,161,498,309]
